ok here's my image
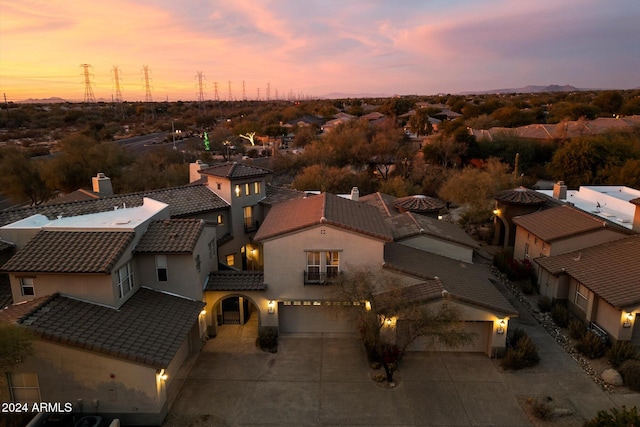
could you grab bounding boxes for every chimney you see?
[92,173,113,195]
[552,181,567,200]
[350,187,359,201]
[189,160,208,183]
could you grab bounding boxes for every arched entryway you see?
[212,295,260,338]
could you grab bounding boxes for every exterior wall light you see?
[158,369,168,381]
[624,312,634,328]
[365,301,372,311]
[200,309,207,316]
[497,319,505,334]
[268,300,275,314]
[493,208,500,216]
[386,317,392,326]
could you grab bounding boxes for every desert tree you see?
[331,266,473,383]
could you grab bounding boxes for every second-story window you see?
[235,185,241,197]
[245,183,251,195]
[254,181,261,194]
[244,205,256,232]
[20,277,35,296]
[156,255,168,282]
[306,252,321,281]
[326,252,340,278]
[117,262,134,298]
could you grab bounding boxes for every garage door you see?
[279,303,357,334]
[406,321,491,353]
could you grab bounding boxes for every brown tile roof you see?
[383,243,517,315]
[0,294,55,324]
[393,195,446,213]
[512,205,631,242]
[0,239,15,253]
[373,280,445,312]
[1,231,134,273]
[260,184,306,206]
[134,219,204,254]
[0,184,228,227]
[385,213,478,249]
[44,189,101,205]
[199,162,272,180]
[254,193,394,242]
[17,288,205,368]
[359,192,400,218]
[205,271,266,291]
[495,187,548,205]
[535,235,640,309]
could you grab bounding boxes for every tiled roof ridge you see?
[377,193,392,218]
[382,260,437,281]
[0,293,59,325]
[406,212,421,229]
[561,204,632,233]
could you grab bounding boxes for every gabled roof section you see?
[383,243,516,315]
[16,288,205,369]
[512,205,631,242]
[373,280,445,312]
[1,231,134,273]
[254,193,393,242]
[134,219,204,254]
[535,235,640,310]
[206,271,266,291]
[0,184,228,227]
[260,184,306,206]
[386,212,479,249]
[359,192,400,218]
[199,162,272,180]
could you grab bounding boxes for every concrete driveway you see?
[164,294,640,427]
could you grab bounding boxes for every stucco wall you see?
[10,273,115,305]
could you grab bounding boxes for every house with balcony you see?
[0,199,214,425]
[535,235,640,345]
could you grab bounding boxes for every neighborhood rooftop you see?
[535,235,640,310]
[134,219,206,254]
[1,231,135,274]
[254,192,394,242]
[199,162,272,179]
[206,271,266,291]
[383,243,517,315]
[385,212,479,249]
[15,288,205,369]
[0,183,228,227]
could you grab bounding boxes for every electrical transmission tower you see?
[242,81,247,101]
[257,88,261,101]
[195,71,206,114]
[112,66,125,119]
[80,64,96,103]
[142,65,154,120]
[213,82,219,101]
[228,81,232,102]
[266,82,271,101]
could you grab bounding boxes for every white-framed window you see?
[8,372,40,403]
[306,251,321,281]
[326,251,340,278]
[117,262,134,298]
[20,277,35,296]
[156,255,168,282]
[575,283,589,311]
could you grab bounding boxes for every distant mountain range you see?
[17,97,68,104]
[460,84,581,95]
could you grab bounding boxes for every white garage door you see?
[406,321,491,353]
[279,303,357,334]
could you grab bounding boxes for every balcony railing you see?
[244,219,259,232]
[304,270,340,285]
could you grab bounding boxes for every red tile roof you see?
[383,243,517,315]
[512,205,629,242]
[134,219,204,254]
[199,162,272,180]
[16,288,205,368]
[254,193,393,242]
[1,231,134,273]
[0,294,55,324]
[535,235,640,309]
[260,184,306,206]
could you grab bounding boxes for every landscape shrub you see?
[608,341,639,368]
[551,304,570,327]
[517,279,536,295]
[620,360,640,392]
[584,406,640,427]
[257,327,278,352]
[492,248,512,273]
[508,327,527,348]
[537,296,552,313]
[568,319,586,340]
[501,334,540,370]
[531,397,553,420]
[575,331,606,359]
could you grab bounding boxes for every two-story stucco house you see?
[0,199,214,425]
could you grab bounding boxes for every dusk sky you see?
[1,0,639,102]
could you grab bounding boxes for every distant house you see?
[535,235,640,345]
